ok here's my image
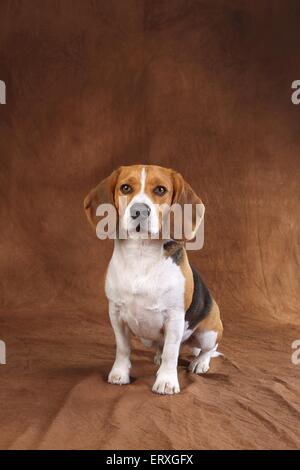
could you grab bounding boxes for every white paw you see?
[152,373,180,395]
[154,351,162,366]
[108,367,130,385]
[189,356,210,374]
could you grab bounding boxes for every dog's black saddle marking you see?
[185,265,212,330]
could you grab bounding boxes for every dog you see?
[84,164,223,395]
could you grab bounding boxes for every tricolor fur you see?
[84,165,223,395]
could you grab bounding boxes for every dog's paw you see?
[152,373,180,395]
[108,368,130,385]
[189,355,210,374]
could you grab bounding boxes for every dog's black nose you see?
[130,203,151,220]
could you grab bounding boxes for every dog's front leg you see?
[108,301,131,385]
[152,312,184,395]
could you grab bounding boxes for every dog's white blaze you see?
[140,167,146,193]
[122,166,159,235]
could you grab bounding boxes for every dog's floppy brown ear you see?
[84,168,121,230]
[171,171,205,241]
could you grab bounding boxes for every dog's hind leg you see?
[188,301,223,374]
[189,331,222,374]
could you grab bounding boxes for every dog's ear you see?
[171,171,205,241]
[84,168,121,230]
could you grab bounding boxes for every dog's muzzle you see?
[130,203,151,233]
[130,203,151,220]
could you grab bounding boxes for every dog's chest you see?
[105,247,185,340]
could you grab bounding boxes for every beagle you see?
[84,165,223,395]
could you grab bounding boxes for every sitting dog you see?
[84,165,223,395]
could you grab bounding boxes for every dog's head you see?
[84,165,204,241]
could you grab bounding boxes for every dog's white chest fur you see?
[105,240,185,341]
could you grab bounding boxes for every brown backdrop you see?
[0,0,300,450]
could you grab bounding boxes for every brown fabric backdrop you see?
[0,0,300,450]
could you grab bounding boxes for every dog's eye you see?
[120,184,133,194]
[153,185,167,196]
